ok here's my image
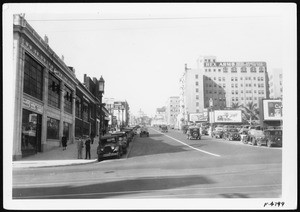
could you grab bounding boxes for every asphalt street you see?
[13,127,282,199]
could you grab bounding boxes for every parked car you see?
[140,127,149,137]
[212,127,224,139]
[112,132,128,153]
[239,125,251,135]
[187,126,201,140]
[223,128,240,141]
[97,135,122,161]
[257,128,282,147]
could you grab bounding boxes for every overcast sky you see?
[4,3,295,117]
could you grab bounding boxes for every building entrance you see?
[21,109,42,157]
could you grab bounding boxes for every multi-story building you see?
[12,14,109,159]
[199,56,269,109]
[165,96,180,126]
[13,14,78,159]
[268,68,283,99]
[178,56,269,126]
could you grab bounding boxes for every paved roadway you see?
[13,127,282,199]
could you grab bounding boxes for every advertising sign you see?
[214,110,242,123]
[204,62,266,67]
[263,100,282,120]
[189,112,208,122]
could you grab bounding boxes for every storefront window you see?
[47,117,59,139]
[48,73,61,108]
[21,109,42,155]
[75,96,82,118]
[63,122,70,140]
[23,54,43,100]
[82,102,89,122]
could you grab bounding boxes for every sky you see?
[3,3,294,117]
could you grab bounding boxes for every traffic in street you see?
[13,126,282,199]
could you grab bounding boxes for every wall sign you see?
[23,97,43,114]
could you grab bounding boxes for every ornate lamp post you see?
[99,76,105,136]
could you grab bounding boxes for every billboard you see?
[189,112,208,122]
[263,99,282,120]
[214,110,242,123]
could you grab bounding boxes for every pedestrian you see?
[62,135,67,151]
[85,136,91,159]
[77,136,84,159]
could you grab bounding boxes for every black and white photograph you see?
[3,3,297,210]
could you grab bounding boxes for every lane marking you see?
[13,184,281,199]
[151,128,221,157]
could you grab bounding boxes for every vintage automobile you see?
[256,128,282,147]
[97,135,123,161]
[187,126,201,140]
[140,127,149,137]
[223,128,241,141]
[160,125,168,133]
[112,132,128,153]
[211,127,224,139]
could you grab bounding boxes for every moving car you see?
[187,126,201,140]
[140,127,149,137]
[160,125,168,133]
[223,128,240,141]
[97,135,123,161]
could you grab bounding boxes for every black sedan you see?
[223,128,240,141]
[97,135,122,161]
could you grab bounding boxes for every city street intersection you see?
[13,127,282,199]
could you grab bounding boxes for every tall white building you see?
[269,68,283,99]
[178,56,269,124]
[165,96,180,126]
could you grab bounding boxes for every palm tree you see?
[231,102,242,109]
[241,102,259,125]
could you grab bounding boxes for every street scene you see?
[13,127,282,199]
[3,3,297,210]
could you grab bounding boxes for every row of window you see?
[24,54,73,114]
[202,76,265,81]
[204,66,265,73]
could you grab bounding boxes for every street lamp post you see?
[99,76,105,137]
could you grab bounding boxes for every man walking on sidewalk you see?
[84,136,91,159]
[77,137,84,159]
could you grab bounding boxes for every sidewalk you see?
[13,137,101,169]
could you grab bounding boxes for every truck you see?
[241,98,282,147]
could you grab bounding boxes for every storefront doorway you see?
[21,109,42,157]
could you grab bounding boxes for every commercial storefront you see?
[13,14,77,159]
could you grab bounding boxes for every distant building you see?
[178,56,269,125]
[268,68,283,99]
[151,107,167,126]
[165,96,180,126]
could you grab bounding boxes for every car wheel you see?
[267,139,272,147]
